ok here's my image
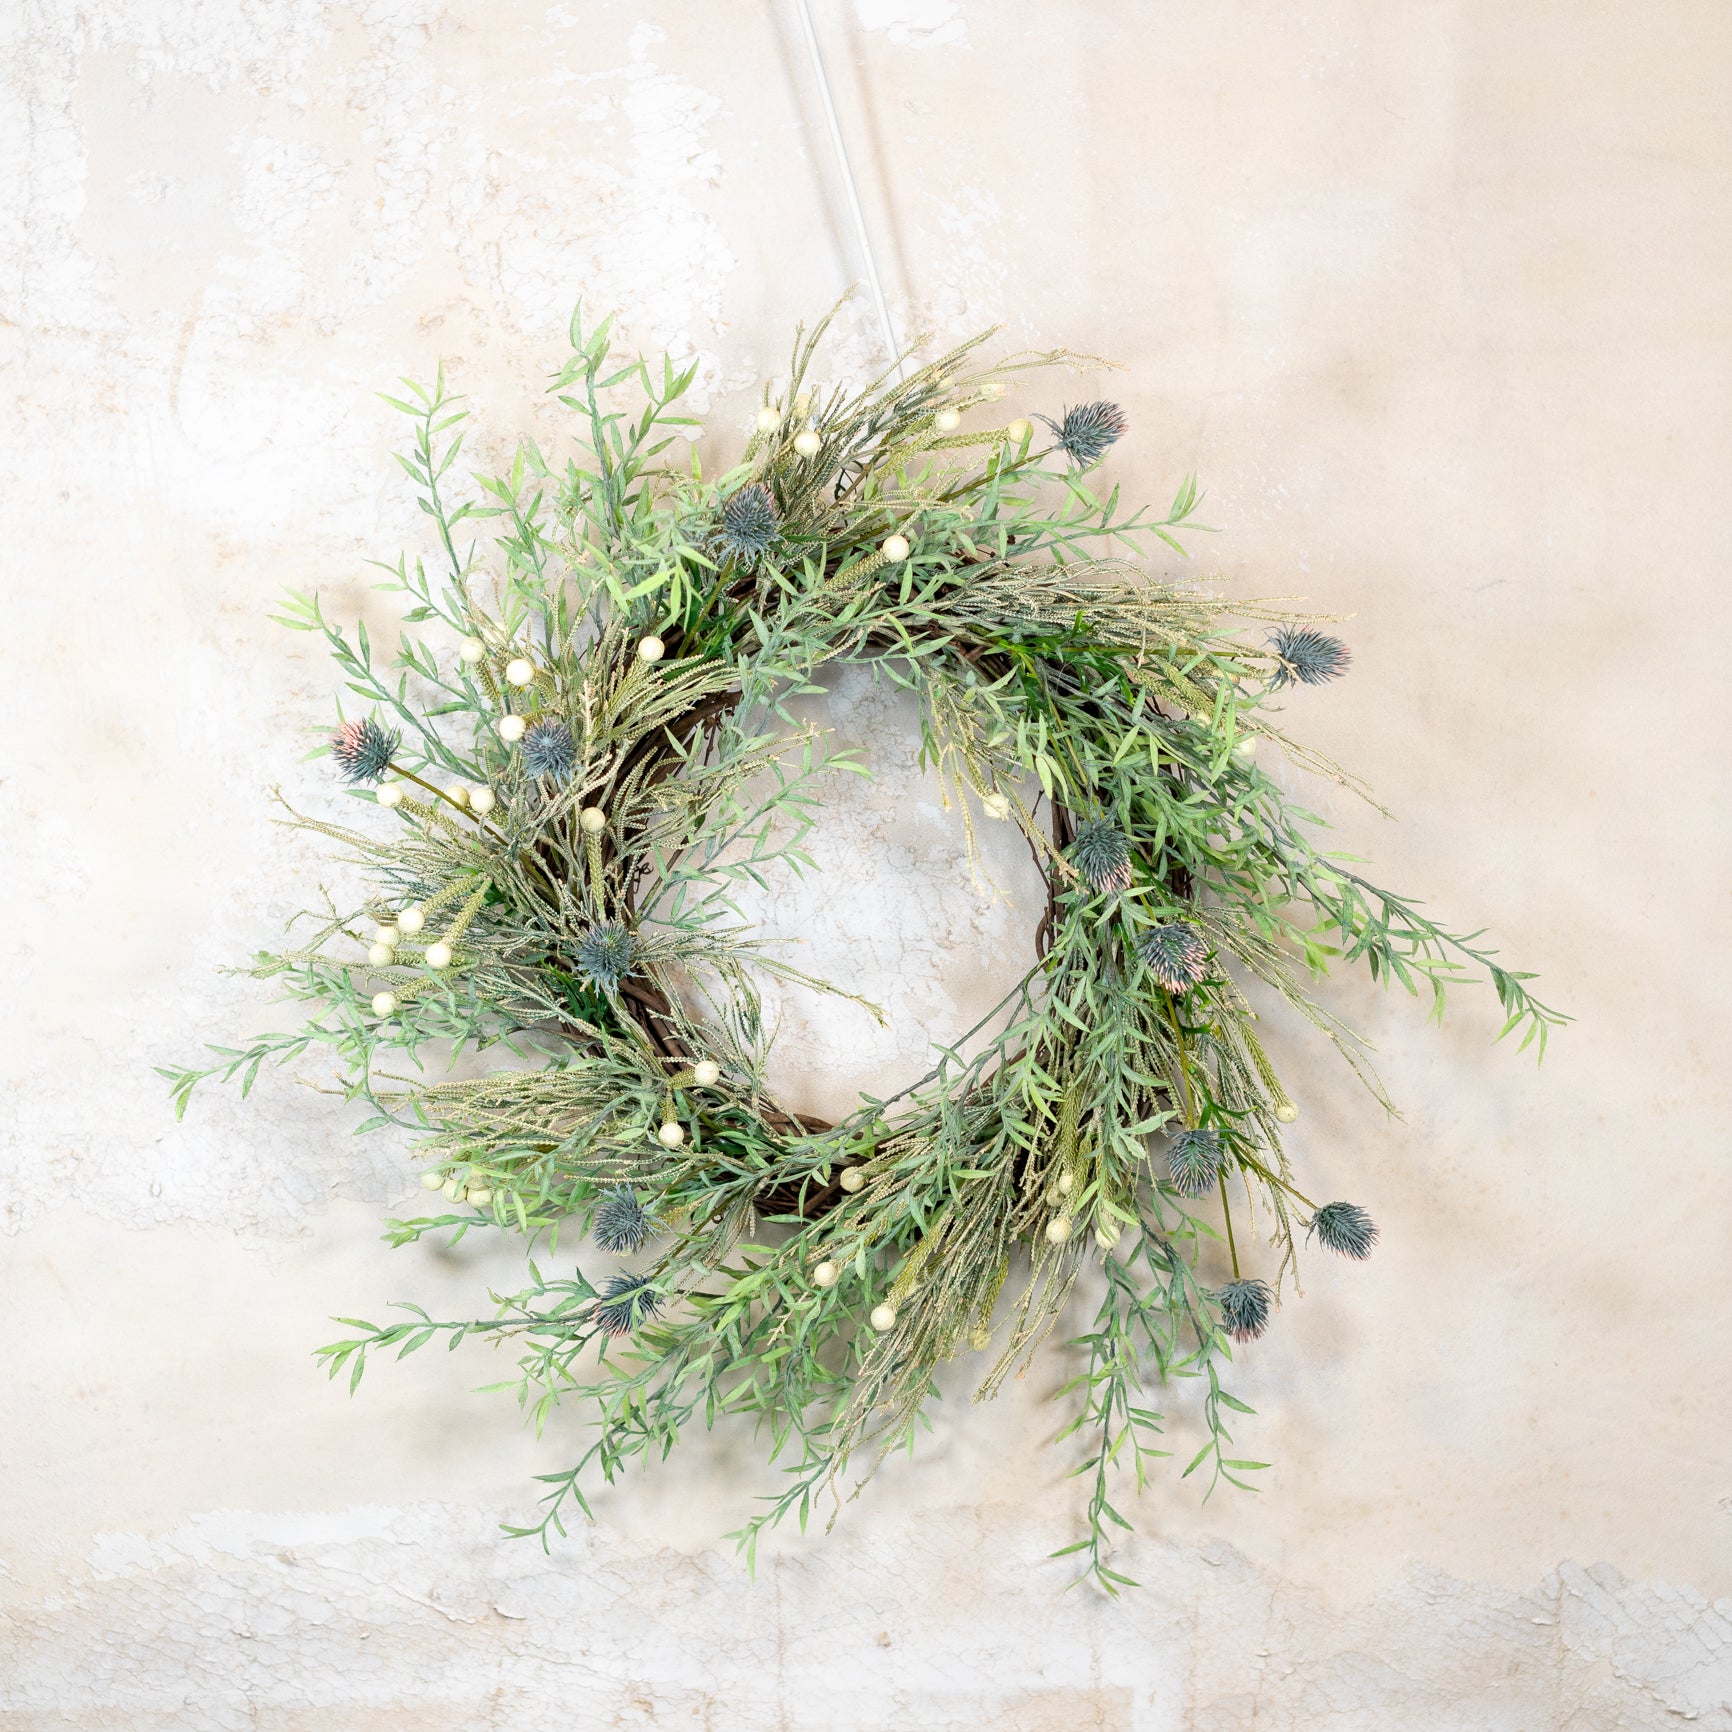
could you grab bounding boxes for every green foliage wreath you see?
[167,308,1562,1590]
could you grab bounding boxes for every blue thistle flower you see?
[1137,923,1210,993]
[715,482,781,565]
[1269,626,1351,689]
[1039,400,1128,467]
[575,921,639,992]
[1309,1201,1379,1260]
[1215,1277,1274,1342]
[1167,1128,1224,1198]
[1070,819,1132,893]
[593,1273,662,1337]
[521,718,578,782]
[330,717,399,784]
[594,1187,659,1256]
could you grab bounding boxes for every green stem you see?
[1236,1153,1316,1212]
[1217,1174,1241,1279]
[1159,993,1196,1128]
[1166,992,1248,1272]
[388,763,505,841]
[932,442,1050,506]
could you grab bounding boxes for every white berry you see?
[1234,734,1258,757]
[839,1167,866,1193]
[657,1121,686,1149]
[505,658,535,687]
[397,906,425,934]
[420,1171,444,1191]
[869,1303,897,1332]
[813,1261,839,1289]
[458,638,486,664]
[935,409,961,433]
[983,792,1011,819]
[466,1186,492,1206]
[376,784,403,808]
[579,806,607,834]
[881,534,910,562]
[793,430,822,458]
[794,391,812,416]
[756,406,780,431]
[1095,1223,1122,1250]
[1046,1215,1073,1244]
[637,635,665,663]
[374,925,400,946]
[693,1060,721,1087]
[469,787,496,815]
[445,785,469,807]
[1274,1101,1300,1124]
[372,992,398,1017]
[367,942,395,967]
[498,714,527,742]
[1056,1171,1075,1195]
[425,941,453,969]
[981,381,1004,400]
[441,1177,463,1200]
[1007,418,1031,442]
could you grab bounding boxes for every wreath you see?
[167,307,1562,1591]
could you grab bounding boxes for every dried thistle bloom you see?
[715,482,781,564]
[521,718,578,782]
[1269,626,1351,688]
[594,1187,659,1255]
[593,1273,661,1337]
[330,717,400,784]
[574,921,638,992]
[1137,923,1210,993]
[1167,1127,1224,1197]
[1070,819,1132,893]
[1215,1277,1274,1342]
[1309,1201,1379,1260]
[1040,400,1128,467]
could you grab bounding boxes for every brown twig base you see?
[597,669,1075,1223]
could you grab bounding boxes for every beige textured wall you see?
[4,2,1729,1726]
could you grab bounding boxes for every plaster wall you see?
[3,2,1729,1726]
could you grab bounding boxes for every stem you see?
[868,961,1045,1114]
[1166,993,1248,1272]
[1236,1152,1316,1212]
[1217,1174,1241,1279]
[387,763,506,841]
[417,395,465,582]
[680,554,740,644]
[1159,993,1196,1128]
[932,442,1050,506]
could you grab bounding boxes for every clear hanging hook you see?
[791,0,907,381]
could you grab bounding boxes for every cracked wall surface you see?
[3,1,1729,1726]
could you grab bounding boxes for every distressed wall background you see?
[4,2,1730,1726]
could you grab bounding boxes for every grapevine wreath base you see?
[168,309,1560,1589]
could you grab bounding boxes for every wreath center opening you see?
[720,662,1049,1125]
